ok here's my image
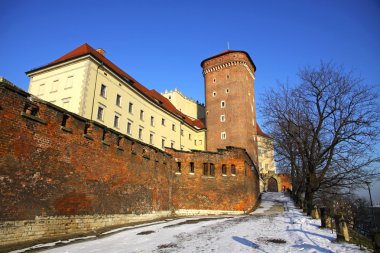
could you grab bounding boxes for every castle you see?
[0,44,289,250]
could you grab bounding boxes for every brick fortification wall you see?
[167,148,259,215]
[0,81,259,250]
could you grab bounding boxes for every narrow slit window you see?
[203,163,208,176]
[190,162,194,174]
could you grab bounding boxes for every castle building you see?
[26,44,206,152]
[0,44,287,250]
[161,88,205,121]
[26,44,276,171]
[201,50,259,163]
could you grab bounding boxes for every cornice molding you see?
[202,60,255,79]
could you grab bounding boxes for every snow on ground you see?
[13,193,367,253]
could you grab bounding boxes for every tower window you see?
[226,88,229,93]
[213,78,216,83]
[221,101,226,108]
[221,132,226,140]
[212,91,216,97]
[227,75,230,79]
[220,115,225,122]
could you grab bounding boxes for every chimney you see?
[96,48,106,56]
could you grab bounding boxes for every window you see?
[161,118,165,126]
[114,115,119,128]
[221,132,226,140]
[220,115,225,122]
[172,124,175,131]
[149,133,154,144]
[212,91,216,97]
[51,80,59,92]
[225,88,229,93]
[116,94,122,106]
[221,101,225,108]
[194,140,197,145]
[189,134,191,140]
[38,84,45,96]
[97,106,104,121]
[190,162,194,174]
[138,128,143,140]
[151,116,154,126]
[210,163,215,177]
[140,110,144,121]
[203,163,208,176]
[65,76,73,89]
[171,142,174,148]
[231,164,236,175]
[100,84,106,97]
[199,140,202,145]
[161,139,165,149]
[177,162,182,173]
[222,164,227,175]
[127,122,132,135]
[62,98,70,109]
[128,102,133,113]
[181,129,184,136]
[226,75,230,79]
[213,78,216,83]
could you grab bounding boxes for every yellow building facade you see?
[161,89,205,121]
[256,124,276,191]
[27,44,205,152]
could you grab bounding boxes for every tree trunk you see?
[304,185,314,216]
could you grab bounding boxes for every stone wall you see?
[0,81,259,250]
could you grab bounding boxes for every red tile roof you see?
[26,43,205,130]
[256,123,272,139]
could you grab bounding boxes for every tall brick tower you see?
[201,50,258,164]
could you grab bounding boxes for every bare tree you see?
[262,62,380,215]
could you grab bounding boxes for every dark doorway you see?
[267,177,278,192]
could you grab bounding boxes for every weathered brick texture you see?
[0,81,259,249]
[167,148,259,213]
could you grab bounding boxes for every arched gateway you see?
[267,177,278,192]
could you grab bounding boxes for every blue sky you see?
[0,0,379,201]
